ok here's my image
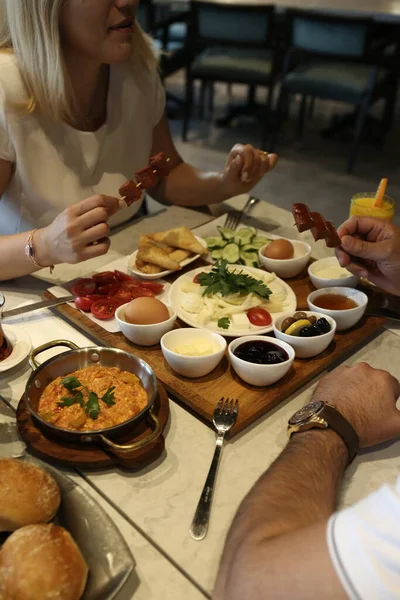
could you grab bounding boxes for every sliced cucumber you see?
[211,249,224,260]
[205,236,227,249]
[233,228,254,246]
[217,226,236,241]
[242,256,259,267]
[252,236,272,247]
[222,243,240,263]
[241,243,260,253]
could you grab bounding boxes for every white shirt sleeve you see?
[327,476,400,600]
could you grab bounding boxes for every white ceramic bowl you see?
[307,287,368,331]
[308,257,360,289]
[273,311,336,358]
[161,328,226,378]
[228,336,294,387]
[115,302,177,346]
[258,239,312,279]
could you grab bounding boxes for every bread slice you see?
[149,227,207,256]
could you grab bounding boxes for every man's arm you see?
[214,430,348,600]
[214,364,400,600]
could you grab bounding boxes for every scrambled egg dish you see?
[38,366,148,431]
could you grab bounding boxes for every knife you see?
[1,295,75,320]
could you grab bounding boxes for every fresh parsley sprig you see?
[217,317,230,330]
[57,376,116,420]
[197,260,272,299]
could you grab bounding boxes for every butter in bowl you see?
[308,257,359,289]
[161,329,226,378]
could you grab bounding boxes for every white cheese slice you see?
[231,313,251,329]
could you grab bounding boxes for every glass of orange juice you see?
[350,193,395,221]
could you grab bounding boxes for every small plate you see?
[17,457,135,600]
[127,236,207,280]
[0,326,31,372]
[169,264,297,337]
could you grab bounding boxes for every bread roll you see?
[0,459,61,531]
[0,523,88,600]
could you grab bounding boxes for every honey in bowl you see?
[313,294,358,311]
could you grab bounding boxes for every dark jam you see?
[234,340,289,365]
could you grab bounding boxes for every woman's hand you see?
[221,144,278,198]
[35,195,120,266]
[336,216,400,296]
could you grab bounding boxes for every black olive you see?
[299,325,320,337]
[316,318,331,334]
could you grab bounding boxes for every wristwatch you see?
[287,400,359,464]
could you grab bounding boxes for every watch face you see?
[289,401,324,426]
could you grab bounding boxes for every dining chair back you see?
[182,1,277,147]
[270,10,398,173]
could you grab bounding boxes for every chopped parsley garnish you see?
[218,317,230,330]
[58,377,116,420]
[197,260,271,299]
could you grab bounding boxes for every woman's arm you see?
[0,156,120,282]
[148,114,278,207]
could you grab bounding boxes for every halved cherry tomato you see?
[114,270,135,283]
[138,281,164,294]
[97,283,121,295]
[92,271,117,285]
[109,288,132,306]
[131,286,155,298]
[120,280,142,291]
[71,278,96,297]
[193,273,206,284]
[247,307,272,327]
[74,296,94,312]
[90,298,117,320]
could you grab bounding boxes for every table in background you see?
[2,198,400,598]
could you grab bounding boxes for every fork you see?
[189,397,238,541]
[224,196,260,230]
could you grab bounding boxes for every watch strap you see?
[320,403,359,464]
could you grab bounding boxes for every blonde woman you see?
[0,0,278,282]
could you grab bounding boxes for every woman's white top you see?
[0,53,165,235]
[327,478,400,599]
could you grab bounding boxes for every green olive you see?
[281,317,295,332]
[293,311,307,320]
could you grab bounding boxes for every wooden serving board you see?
[44,264,386,437]
[16,384,169,469]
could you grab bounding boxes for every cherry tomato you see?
[121,280,142,291]
[247,307,272,327]
[71,278,96,297]
[131,286,155,298]
[114,270,134,283]
[109,288,132,306]
[90,298,117,320]
[193,273,206,284]
[85,294,107,303]
[92,271,117,285]
[74,296,93,312]
[97,283,121,295]
[138,281,164,294]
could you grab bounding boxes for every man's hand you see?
[221,144,278,197]
[35,195,120,266]
[336,217,400,296]
[313,364,400,447]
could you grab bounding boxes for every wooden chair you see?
[182,1,278,148]
[269,10,399,173]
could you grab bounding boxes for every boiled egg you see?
[263,239,294,260]
[123,298,170,325]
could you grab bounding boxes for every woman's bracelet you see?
[24,229,54,274]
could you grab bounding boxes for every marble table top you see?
[1,196,399,598]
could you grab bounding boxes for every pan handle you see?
[29,340,80,372]
[96,410,162,454]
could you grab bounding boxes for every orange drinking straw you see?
[374,178,388,207]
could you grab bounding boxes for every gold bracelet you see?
[24,229,54,274]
